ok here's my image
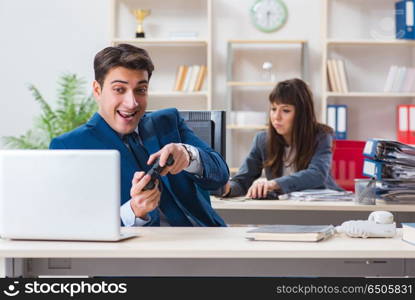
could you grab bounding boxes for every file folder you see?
[363,138,415,166]
[363,158,415,180]
[396,0,415,40]
[397,105,409,144]
[337,105,347,139]
[326,104,347,140]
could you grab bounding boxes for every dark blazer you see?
[229,131,342,197]
[49,108,228,227]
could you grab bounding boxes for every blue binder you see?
[363,139,380,158]
[326,104,347,140]
[396,0,415,40]
[363,158,384,180]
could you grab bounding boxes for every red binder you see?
[409,105,415,145]
[397,105,409,144]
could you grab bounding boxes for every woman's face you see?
[269,102,296,142]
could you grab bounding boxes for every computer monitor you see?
[179,110,227,196]
[179,110,226,159]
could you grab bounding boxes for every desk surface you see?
[211,197,415,212]
[1,227,414,259]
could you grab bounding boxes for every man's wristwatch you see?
[181,144,196,167]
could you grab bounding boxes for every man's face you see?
[93,66,148,135]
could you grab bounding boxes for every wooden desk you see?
[211,197,415,226]
[1,227,415,277]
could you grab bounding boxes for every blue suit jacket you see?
[49,108,228,227]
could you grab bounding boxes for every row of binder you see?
[362,138,415,203]
[362,139,415,180]
[326,104,347,140]
[397,105,415,144]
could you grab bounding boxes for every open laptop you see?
[0,150,137,241]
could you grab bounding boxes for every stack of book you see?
[173,65,207,92]
[326,59,348,93]
[362,139,415,203]
[384,66,415,93]
[246,224,335,242]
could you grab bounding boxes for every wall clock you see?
[250,0,288,33]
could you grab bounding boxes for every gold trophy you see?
[133,9,151,38]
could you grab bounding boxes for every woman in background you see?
[222,78,342,199]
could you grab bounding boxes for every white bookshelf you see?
[112,38,208,46]
[226,39,307,170]
[227,81,277,87]
[327,39,415,46]
[149,91,208,97]
[321,0,415,141]
[327,92,415,98]
[110,0,212,110]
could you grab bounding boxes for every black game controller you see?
[142,154,175,191]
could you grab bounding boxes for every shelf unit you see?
[226,39,307,172]
[321,0,415,141]
[110,0,212,110]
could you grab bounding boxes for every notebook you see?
[402,223,415,246]
[246,224,335,242]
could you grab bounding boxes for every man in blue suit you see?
[50,44,228,227]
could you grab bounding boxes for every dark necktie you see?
[123,132,192,226]
[124,132,150,172]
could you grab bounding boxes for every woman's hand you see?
[246,179,279,199]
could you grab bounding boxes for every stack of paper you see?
[362,139,415,203]
[279,189,354,201]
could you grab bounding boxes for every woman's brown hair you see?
[264,78,333,177]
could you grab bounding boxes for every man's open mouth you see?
[117,110,137,119]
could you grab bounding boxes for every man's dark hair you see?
[94,44,154,87]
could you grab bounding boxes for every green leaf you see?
[2,73,97,149]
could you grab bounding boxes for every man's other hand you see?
[130,171,161,219]
[147,143,190,175]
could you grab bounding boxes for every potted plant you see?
[3,74,97,149]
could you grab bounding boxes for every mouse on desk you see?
[248,190,280,200]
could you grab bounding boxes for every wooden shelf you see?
[227,81,276,87]
[227,124,267,130]
[112,38,208,46]
[326,92,415,98]
[327,39,415,46]
[229,39,306,45]
[149,91,208,97]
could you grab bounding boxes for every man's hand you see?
[147,143,190,175]
[246,179,279,199]
[221,182,231,197]
[130,171,161,219]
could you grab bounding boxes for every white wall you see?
[0,0,110,147]
[1,0,403,153]
[0,0,323,150]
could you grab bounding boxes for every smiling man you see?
[49,44,228,227]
